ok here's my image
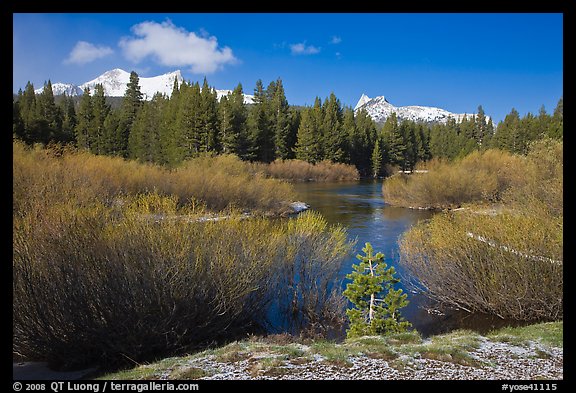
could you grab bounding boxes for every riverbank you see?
[98,321,562,380]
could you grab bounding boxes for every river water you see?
[292,179,519,337]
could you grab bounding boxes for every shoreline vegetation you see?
[389,139,563,322]
[13,141,354,369]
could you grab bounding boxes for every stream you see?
[292,179,521,337]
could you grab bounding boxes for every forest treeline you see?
[13,71,563,176]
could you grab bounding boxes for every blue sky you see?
[13,13,563,123]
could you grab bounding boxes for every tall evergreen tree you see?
[245,79,274,162]
[218,95,236,154]
[91,84,110,154]
[371,138,383,178]
[129,93,165,162]
[492,108,521,153]
[295,108,321,163]
[475,105,488,145]
[59,94,77,143]
[199,77,219,152]
[37,80,62,134]
[75,87,93,150]
[271,78,292,160]
[383,113,405,170]
[117,71,143,157]
[549,97,563,139]
[101,109,121,156]
[322,92,347,163]
[13,99,25,140]
[158,77,183,166]
[353,108,377,176]
[175,81,202,160]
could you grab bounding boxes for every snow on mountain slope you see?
[215,89,255,105]
[354,94,485,124]
[80,69,183,99]
[34,83,84,97]
[354,93,373,111]
[33,69,255,103]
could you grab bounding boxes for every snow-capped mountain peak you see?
[33,69,255,103]
[354,94,487,124]
[34,82,84,97]
[354,93,372,111]
[80,69,183,99]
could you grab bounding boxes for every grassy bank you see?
[98,321,563,380]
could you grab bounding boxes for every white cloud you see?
[330,36,342,44]
[64,41,113,65]
[290,42,321,55]
[119,20,237,74]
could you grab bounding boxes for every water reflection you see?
[292,180,522,337]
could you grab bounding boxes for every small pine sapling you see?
[343,242,411,338]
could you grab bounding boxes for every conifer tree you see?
[59,94,77,143]
[371,138,383,178]
[101,110,121,156]
[475,105,487,145]
[343,242,411,338]
[117,71,143,157]
[295,108,321,163]
[354,108,378,176]
[246,79,274,162]
[13,99,25,140]
[129,93,164,162]
[218,95,236,155]
[18,82,40,143]
[271,78,292,160]
[229,83,248,157]
[322,93,347,163]
[549,97,563,139]
[383,113,405,170]
[158,77,183,166]
[37,80,62,134]
[199,77,219,152]
[245,103,266,161]
[75,87,93,150]
[91,84,109,154]
[175,81,202,160]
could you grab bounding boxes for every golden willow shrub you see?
[13,141,295,216]
[399,140,563,321]
[13,195,351,368]
[13,142,352,368]
[251,159,360,182]
[399,211,562,321]
[382,149,528,209]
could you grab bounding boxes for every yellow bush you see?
[383,148,529,209]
